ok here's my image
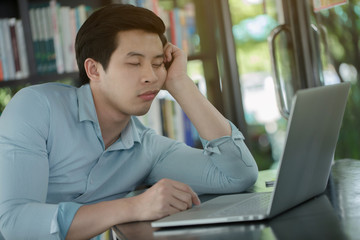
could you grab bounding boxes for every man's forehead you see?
[114,30,164,56]
[116,30,163,44]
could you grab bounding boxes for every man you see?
[0,4,258,240]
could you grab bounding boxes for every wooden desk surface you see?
[113,159,360,240]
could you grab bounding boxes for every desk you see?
[113,159,360,240]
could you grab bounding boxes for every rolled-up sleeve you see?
[0,88,82,239]
[57,202,83,239]
[145,122,258,194]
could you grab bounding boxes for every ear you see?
[84,58,101,82]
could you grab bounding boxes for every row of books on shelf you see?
[0,18,29,81]
[29,0,93,75]
[29,0,198,76]
[138,93,199,147]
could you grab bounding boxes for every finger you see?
[164,43,182,62]
[163,43,173,62]
[168,195,191,211]
[167,205,181,216]
[171,188,193,208]
[171,181,201,206]
[192,193,201,206]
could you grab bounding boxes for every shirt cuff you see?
[57,202,83,239]
[50,207,59,234]
[201,121,245,155]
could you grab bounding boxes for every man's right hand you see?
[132,178,201,221]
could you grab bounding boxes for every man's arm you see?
[0,88,66,239]
[66,179,200,239]
[163,43,231,141]
[141,43,258,195]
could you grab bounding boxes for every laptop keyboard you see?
[209,192,271,217]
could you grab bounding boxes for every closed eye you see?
[152,63,164,68]
[128,63,140,67]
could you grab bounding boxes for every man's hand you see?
[132,179,201,221]
[162,43,190,93]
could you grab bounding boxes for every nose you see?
[141,63,158,84]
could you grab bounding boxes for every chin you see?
[132,107,151,116]
[129,101,153,116]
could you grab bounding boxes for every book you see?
[163,99,175,139]
[69,8,78,71]
[1,19,16,80]
[151,0,160,16]
[0,18,29,81]
[184,3,198,54]
[159,98,167,137]
[9,18,22,79]
[173,101,185,143]
[59,6,72,73]
[40,5,56,73]
[35,5,47,73]
[50,0,64,74]
[29,7,41,74]
[15,19,29,79]
[0,46,3,80]
[0,19,8,80]
[75,5,89,31]
[157,7,171,42]
[168,10,177,45]
[0,60,3,81]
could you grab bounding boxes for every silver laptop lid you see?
[268,83,350,217]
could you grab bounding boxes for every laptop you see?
[153,195,346,239]
[152,82,350,228]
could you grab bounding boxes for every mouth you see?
[138,90,159,101]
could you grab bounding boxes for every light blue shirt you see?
[0,83,258,239]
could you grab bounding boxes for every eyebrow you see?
[126,51,164,59]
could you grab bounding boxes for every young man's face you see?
[95,30,167,118]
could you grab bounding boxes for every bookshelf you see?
[0,0,246,145]
[0,0,110,84]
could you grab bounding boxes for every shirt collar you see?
[122,117,141,145]
[77,84,98,123]
[109,117,142,150]
[76,85,142,150]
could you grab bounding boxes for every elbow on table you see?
[230,163,258,193]
[247,164,259,188]
[242,149,259,191]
